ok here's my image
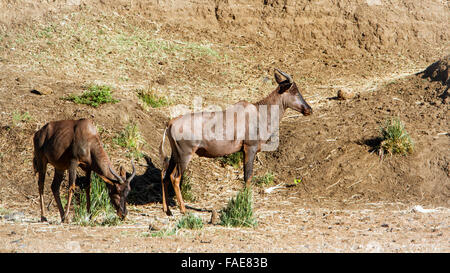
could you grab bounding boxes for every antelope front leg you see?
[62,160,78,223]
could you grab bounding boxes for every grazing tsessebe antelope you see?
[159,69,312,215]
[33,118,136,222]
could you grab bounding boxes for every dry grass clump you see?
[181,174,197,202]
[252,172,275,187]
[72,173,121,226]
[220,187,257,228]
[137,89,169,108]
[218,151,243,168]
[378,118,414,156]
[113,122,145,158]
[176,213,203,230]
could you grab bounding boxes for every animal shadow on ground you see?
[357,137,383,153]
[126,155,210,212]
[418,57,449,101]
[126,155,175,206]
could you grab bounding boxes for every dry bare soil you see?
[0,0,449,252]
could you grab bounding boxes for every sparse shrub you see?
[63,84,119,107]
[113,122,144,158]
[181,174,197,202]
[148,227,178,238]
[12,111,32,125]
[378,118,414,156]
[37,26,54,39]
[72,173,121,226]
[0,207,11,216]
[176,213,203,230]
[137,89,169,108]
[252,172,274,187]
[220,187,257,228]
[218,151,243,168]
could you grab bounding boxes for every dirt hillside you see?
[0,0,449,253]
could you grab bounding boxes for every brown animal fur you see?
[33,118,136,223]
[159,69,312,215]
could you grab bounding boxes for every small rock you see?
[337,88,355,100]
[31,86,53,95]
[210,209,219,225]
[156,76,167,85]
[149,223,162,231]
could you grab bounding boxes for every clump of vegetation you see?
[144,213,203,237]
[252,172,275,187]
[176,213,203,230]
[72,173,121,226]
[113,122,145,158]
[12,111,32,125]
[181,174,197,202]
[220,187,257,228]
[378,118,414,156]
[63,84,119,108]
[137,89,169,108]
[0,206,11,216]
[218,151,243,168]
[146,227,178,238]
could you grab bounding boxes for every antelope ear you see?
[98,174,115,186]
[274,70,284,84]
[277,82,293,94]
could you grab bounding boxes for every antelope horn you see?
[109,165,125,184]
[275,68,293,83]
[127,160,136,183]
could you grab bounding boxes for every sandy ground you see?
[0,0,448,253]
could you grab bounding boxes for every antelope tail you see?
[159,127,170,175]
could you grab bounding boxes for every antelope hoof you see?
[165,208,173,216]
[40,216,48,222]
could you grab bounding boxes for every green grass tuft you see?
[63,84,119,107]
[181,174,197,202]
[137,89,169,108]
[218,151,243,168]
[0,207,11,216]
[72,173,121,226]
[220,187,257,228]
[378,118,414,156]
[12,111,32,125]
[147,227,178,238]
[252,172,275,187]
[113,122,145,158]
[176,213,203,230]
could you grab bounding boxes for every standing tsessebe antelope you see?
[159,69,312,215]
